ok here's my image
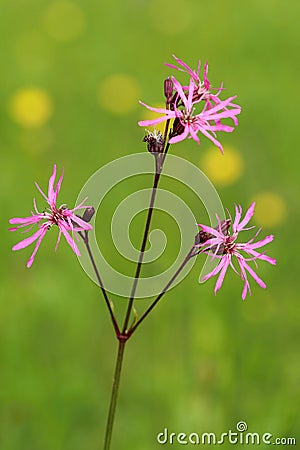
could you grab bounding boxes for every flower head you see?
[165,55,240,125]
[165,54,211,96]
[9,165,92,268]
[196,202,276,299]
[139,77,241,153]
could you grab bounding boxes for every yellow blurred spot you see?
[98,74,140,115]
[201,146,244,185]
[140,103,168,134]
[148,0,192,35]
[9,88,53,128]
[252,192,286,227]
[44,1,85,42]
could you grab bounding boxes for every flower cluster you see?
[9,55,275,301]
[196,202,276,299]
[9,165,92,268]
[138,55,241,153]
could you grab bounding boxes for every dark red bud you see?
[143,131,164,153]
[164,77,173,104]
[82,206,95,222]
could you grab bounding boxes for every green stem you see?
[122,138,171,334]
[80,231,120,336]
[103,339,127,450]
[122,170,161,333]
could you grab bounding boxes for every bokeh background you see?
[1,0,299,449]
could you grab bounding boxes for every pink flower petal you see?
[244,248,276,265]
[204,108,241,122]
[237,258,251,300]
[53,169,64,204]
[189,125,200,144]
[169,126,189,144]
[70,214,93,230]
[59,223,81,256]
[236,202,255,232]
[34,182,48,202]
[242,261,266,289]
[12,226,48,251]
[171,77,190,109]
[246,234,274,250]
[139,101,170,115]
[55,230,62,252]
[206,124,234,133]
[214,256,230,294]
[198,127,224,153]
[242,281,249,300]
[9,215,42,225]
[48,164,57,204]
[232,204,242,232]
[138,117,170,127]
[27,228,48,268]
[201,96,238,116]
[197,223,223,238]
[201,259,224,282]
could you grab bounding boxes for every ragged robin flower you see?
[9,165,92,268]
[139,77,241,153]
[196,202,276,299]
[165,54,240,126]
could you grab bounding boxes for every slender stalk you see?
[122,129,171,333]
[103,339,126,450]
[163,119,171,147]
[80,232,120,336]
[122,170,161,333]
[128,248,194,336]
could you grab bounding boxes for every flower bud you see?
[164,77,173,104]
[194,219,231,246]
[143,130,164,153]
[194,229,211,246]
[82,206,95,222]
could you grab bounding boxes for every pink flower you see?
[196,202,276,299]
[138,77,241,153]
[165,53,211,94]
[9,165,92,268]
[165,55,240,126]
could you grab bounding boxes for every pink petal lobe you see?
[70,214,93,230]
[139,101,170,115]
[169,127,189,144]
[34,182,48,202]
[59,224,81,256]
[138,116,169,127]
[247,234,274,249]
[237,202,255,232]
[48,165,57,205]
[12,227,47,251]
[197,223,223,238]
[198,127,224,153]
[214,257,230,294]
[243,261,266,289]
[9,216,42,225]
[27,228,47,268]
[201,260,224,282]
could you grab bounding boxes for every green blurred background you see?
[1,0,299,449]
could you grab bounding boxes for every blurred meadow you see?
[1,0,299,449]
